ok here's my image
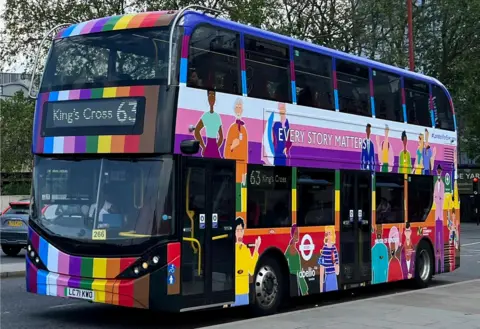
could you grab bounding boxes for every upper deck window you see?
[336,60,371,117]
[187,25,240,94]
[40,27,171,92]
[372,70,403,122]
[244,36,291,103]
[405,78,431,127]
[432,85,455,131]
[294,48,334,110]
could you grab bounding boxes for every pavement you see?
[0,249,25,278]
[210,279,480,329]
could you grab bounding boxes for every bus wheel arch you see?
[250,247,289,316]
[413,237,435,288]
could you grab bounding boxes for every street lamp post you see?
[407,0,415,71]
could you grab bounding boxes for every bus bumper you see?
[26,258,150,309]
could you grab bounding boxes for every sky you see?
[0,0,27,72]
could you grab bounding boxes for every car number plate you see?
[65,287,95,301]
[7,220,22,227]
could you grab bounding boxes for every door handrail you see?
[167,5,222,86]
[185,168,198,253]
[182,237,202,275]
[212,234,228,241]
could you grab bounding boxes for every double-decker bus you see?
[26,6,459,315]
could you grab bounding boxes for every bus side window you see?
[336,60,370,117]
[187,25,241,95]
[408,175,434,223]
[375,173,404,224]
[244,36,291,103]
[405,78,430,127]
[432,85,455,131]
[294,48,334,111]
[372,70,403,122]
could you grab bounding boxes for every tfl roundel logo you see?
[299,234,315,261]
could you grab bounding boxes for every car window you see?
[5,204,29,215]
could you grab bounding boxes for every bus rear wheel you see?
[251,257,284,316]
[413,240,433,288]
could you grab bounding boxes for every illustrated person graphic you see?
[284,224,308,296]
[387,226,403,282]
[412,133,424,174]
[372,224,389,284]
[361,124,376,171]
[398,130,412,174]
[376,124,394,172]
[401,222,415,279]
[448,207,458,271]
[272,103,292,166]
[193,89,224,158]
[233,217,261,306]
[318,226,339,292]
[422,129,436,175]
[434,164,445,273]
[224,98,248,161]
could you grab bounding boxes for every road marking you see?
[48,303,78,309]
[204,279,480,328]
[461,242,480,247]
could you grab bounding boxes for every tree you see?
[0,91,35,173]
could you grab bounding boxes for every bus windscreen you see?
[40,27,170,92]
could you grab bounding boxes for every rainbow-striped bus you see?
[27,6,459,315]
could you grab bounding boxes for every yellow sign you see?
[92,229,106,240]
[7,220,23,227]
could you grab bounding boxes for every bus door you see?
[339,171,372,287]
[180,157,236,309]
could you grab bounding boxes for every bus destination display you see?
[44,97,143,129]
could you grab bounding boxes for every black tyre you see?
[250,256,285,316]
[1,245,22,256]
[413,240,434,288]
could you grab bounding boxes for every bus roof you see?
[54,9,452,103]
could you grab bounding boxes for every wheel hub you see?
[254,265,279,308]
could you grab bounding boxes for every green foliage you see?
[0,92,35,173]
[1,0,479,155]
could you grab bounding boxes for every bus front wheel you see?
[251,257,284,316]
[413,240,434,288]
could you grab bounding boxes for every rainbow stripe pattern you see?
[28,228,137,278]
[401,77,407,123]
[289,46,297,104]
[26,228,151,308]
[179,32,191,84]
[240,35,247,96]
[56,11,177,39]
[33,86,158,154]
[292,167,297,223]
[369,68,375,118]
[332,58,339,111]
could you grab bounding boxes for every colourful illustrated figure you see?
[272,102,292,166]
[224,98,248,161]
[284,224,308,296]
[412,133,424,174]
[387,226,403,282]
[376,124,394,172]
[401,222,415,279]
[448,207,458,271]
[361,123,376,171]
[371,224,389,284]
[398,130,412,174]
[434,164,445,273]
[318,226,339,292]
[233,217,261,306]
[422,129,436,175]
[193,89,224,158]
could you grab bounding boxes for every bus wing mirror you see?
[180,140,200,154]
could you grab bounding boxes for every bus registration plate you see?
[65,287,95,301]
